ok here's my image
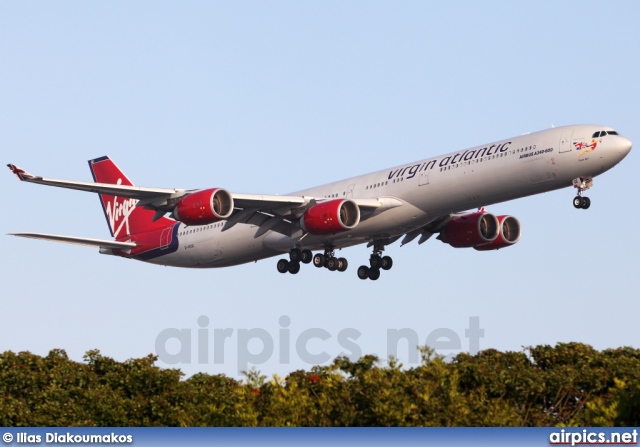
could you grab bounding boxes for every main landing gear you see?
[572,177,593,210]
[276,242,393,280]
[276,247,347,275]
[276,248,313,275]
[312,247,348,273]
[357,239,393,281]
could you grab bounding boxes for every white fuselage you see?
[149,124,631,268]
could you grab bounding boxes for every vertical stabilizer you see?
[88,156,174,238]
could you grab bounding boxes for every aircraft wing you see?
[7,162,402,238]
[8,163,183,200]
[7,163,310,208]
[225,195,403,238]
[9,233,136,250]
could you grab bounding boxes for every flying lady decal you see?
[574,138,600,157]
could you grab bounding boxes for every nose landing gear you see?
[572,177,593,209]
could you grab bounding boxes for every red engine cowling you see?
[474,215,521,251]
[439,211,499,248]
[172,188,234,225]
[300,199,360,235]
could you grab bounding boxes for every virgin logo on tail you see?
[104,179,138,238]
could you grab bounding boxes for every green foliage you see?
[0,343,638,426]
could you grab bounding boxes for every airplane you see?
[7,124,632,280]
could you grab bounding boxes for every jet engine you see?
[438,211,499,248]
[474,215,521,251]
[172,188,234,225]
[300,199,360,235]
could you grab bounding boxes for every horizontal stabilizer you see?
[9,233,136,250]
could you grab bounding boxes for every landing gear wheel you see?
[357,265,370,280]
[337,257,348,272]
[288,261,300,274]
[370,255,382,269]
[289,248,302,262]
[368,267,381,281]
[300,249,313,264]
[574,196,591,209]
[277,259,289,273]
[327,257,338,271]
[381,256,393,271]
[313,253,325,268]
[573,196,582,209]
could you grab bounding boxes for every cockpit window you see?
[592,130,619,138]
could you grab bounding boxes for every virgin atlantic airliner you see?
[8,124,632,280]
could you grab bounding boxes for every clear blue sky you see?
[2,1,638,379]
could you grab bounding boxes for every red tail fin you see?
[88,156,174,239]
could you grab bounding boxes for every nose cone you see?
[618,136,633,158]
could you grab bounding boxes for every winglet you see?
[7,164,36,181]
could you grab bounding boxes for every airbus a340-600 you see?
[8,124,632,280]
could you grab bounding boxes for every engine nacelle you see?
[439,211,499,248]
[172,188,234,226]
[300,199,360,235]
[474,215,521,251]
